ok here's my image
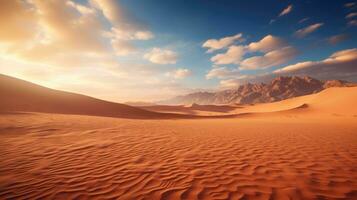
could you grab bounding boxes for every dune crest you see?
[233,86,357,117]
[0,74,184,119]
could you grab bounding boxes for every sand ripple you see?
[0,114,356,199]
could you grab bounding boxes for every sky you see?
[0,0,357,102]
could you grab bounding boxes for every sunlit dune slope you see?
[235,87,357,117]
[0,74,182,119]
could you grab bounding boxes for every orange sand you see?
[0,87,357,199]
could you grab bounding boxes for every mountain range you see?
[160,76,356,105]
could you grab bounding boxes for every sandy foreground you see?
[0,87,357,200]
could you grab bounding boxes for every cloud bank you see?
[0,0,190,101]
[217,48,357,88]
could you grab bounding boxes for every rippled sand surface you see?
[1,113,356,200]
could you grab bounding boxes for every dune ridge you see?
[0,74,187,119]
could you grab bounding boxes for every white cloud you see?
[0,0,156,63]
[90,0,154,54]
[0,0,189,102]
[111,39,136,56]
[144,48,178,64]
[211,45,245,65]
[66,1,96,15]
[274,61,314,73]
[134,31,154,40]
[328,48,357,61]
[168,68,192,79]
[207,48,357,88]
[279,5,293,17]
[206,67,240,79]
[240,46,298,70]
[294,23,324,38]
[208,35,297,70]
[109,28,154,41]
[90,0,138,31]
[202,33,244,53]
[248,35,286,52]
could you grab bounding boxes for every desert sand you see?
[1,80,357,199]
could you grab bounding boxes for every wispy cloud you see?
[270,4,293,24]
[348,19,357,26]
[269,19,276,24]
[279,4,293,17]
[344,2,356,8]
[346,12,357,19]
[298,17,309,23]
[327,34,350,45]
[294,23,324,38]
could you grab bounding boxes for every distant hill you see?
[160,76,356,105]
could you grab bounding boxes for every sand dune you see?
[0,75,357,199]
[0,74,186,119]
[233,87,357,118]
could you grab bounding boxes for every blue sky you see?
[120,0,357,86]
[0,0,356,101]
